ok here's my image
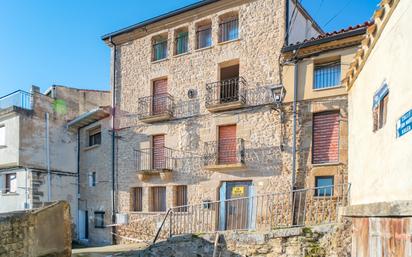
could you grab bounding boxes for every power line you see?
[323,0,354,29]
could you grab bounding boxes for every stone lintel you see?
[341,201,412,217]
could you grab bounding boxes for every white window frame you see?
[88,172,96,187]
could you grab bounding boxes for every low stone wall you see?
[137,219,352,257]
[0,201,72,257]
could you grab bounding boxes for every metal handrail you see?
[153,208,172,244]
[0,90,32,110]
[205,77,247,108]
[203,138,245,166]
[134,147,174,172]
[137,93,174,120]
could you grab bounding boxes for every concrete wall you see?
[0,201,72,257]
[348,0,412,205]
[0,111,20,168]
[78,117,113,245]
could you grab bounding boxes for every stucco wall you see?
[283,47,357,103]
[287,0,320,45]
[0,169,29,213]
[348,0,412,205]
[78,117,113,245]
[0,112,20,168]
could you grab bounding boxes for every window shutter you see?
[152,135,165,170]
[218,125,237,164]
[152,80,168,115]
[312,112,340,164]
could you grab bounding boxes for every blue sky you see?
[0,0,380,96]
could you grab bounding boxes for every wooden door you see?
[225,181,251,230]
[218,125,237,164]
[152,135,165,170]
[152,79,168,115]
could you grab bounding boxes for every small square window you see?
[196,23,212,49]
[313,60,341,90]
[152,35,168,61]
[88,127,101,147]
[175,30,189,55]
[94,211,105,228]
[219,15,239,42]
[150,187,166,212]
[315,176,334,197]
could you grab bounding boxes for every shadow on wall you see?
[136,234,241,257]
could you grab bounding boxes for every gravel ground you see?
[72,243,149,257]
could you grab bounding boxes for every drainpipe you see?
[45,112,51,202]
[109,36,117,244]
[25,168,29,209]
[291,60,298,190]
[285,0,290,45]
[76,127,80,241]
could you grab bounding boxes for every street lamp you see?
[270,84,286,108]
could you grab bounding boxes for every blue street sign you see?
[397,109,412,138]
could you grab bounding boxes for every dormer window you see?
[152,34,168,61]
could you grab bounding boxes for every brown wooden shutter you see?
[132,187,143,212]
[218,125,237,164]
[175,185,188,212]
[312,112,340,164]
[152,79,167,115]
[152,135,165,170]
[150,187,166,212]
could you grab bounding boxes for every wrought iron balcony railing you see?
[203,138,245,168]
[138,94,174,122]
[205,77,247,111]
[134,147,174,173]
[0,90,32,110]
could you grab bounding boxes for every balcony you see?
[205,77,247,112]
[203,138,246,172]
[0,90,32,111]
[135,147,174,181]
[138,94,174,123]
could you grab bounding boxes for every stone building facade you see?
[0,85,110,240]
[102,0,322,243]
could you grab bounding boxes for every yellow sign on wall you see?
[232,186,245,197]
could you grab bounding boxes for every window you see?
[5,173,17,193]
[152,35,168,61]
[0,125,5,146]
[152,135,165,170]
[315,176,334,197]
[373,94,389,132]
[150,186,166,212]
[131,187,143,212]
[88,127,101,147]
[88,172,96,187]
[175,29,189,55]
[94,211,105,228]
[219,63,240,103]
[312,112,340,164]
[196,22,212,49]
[313,60,341,89]
[219,15,239,42]
[174,185,188,212]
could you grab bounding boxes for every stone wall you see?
[137,221,352,257]
[0,201,72,257]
